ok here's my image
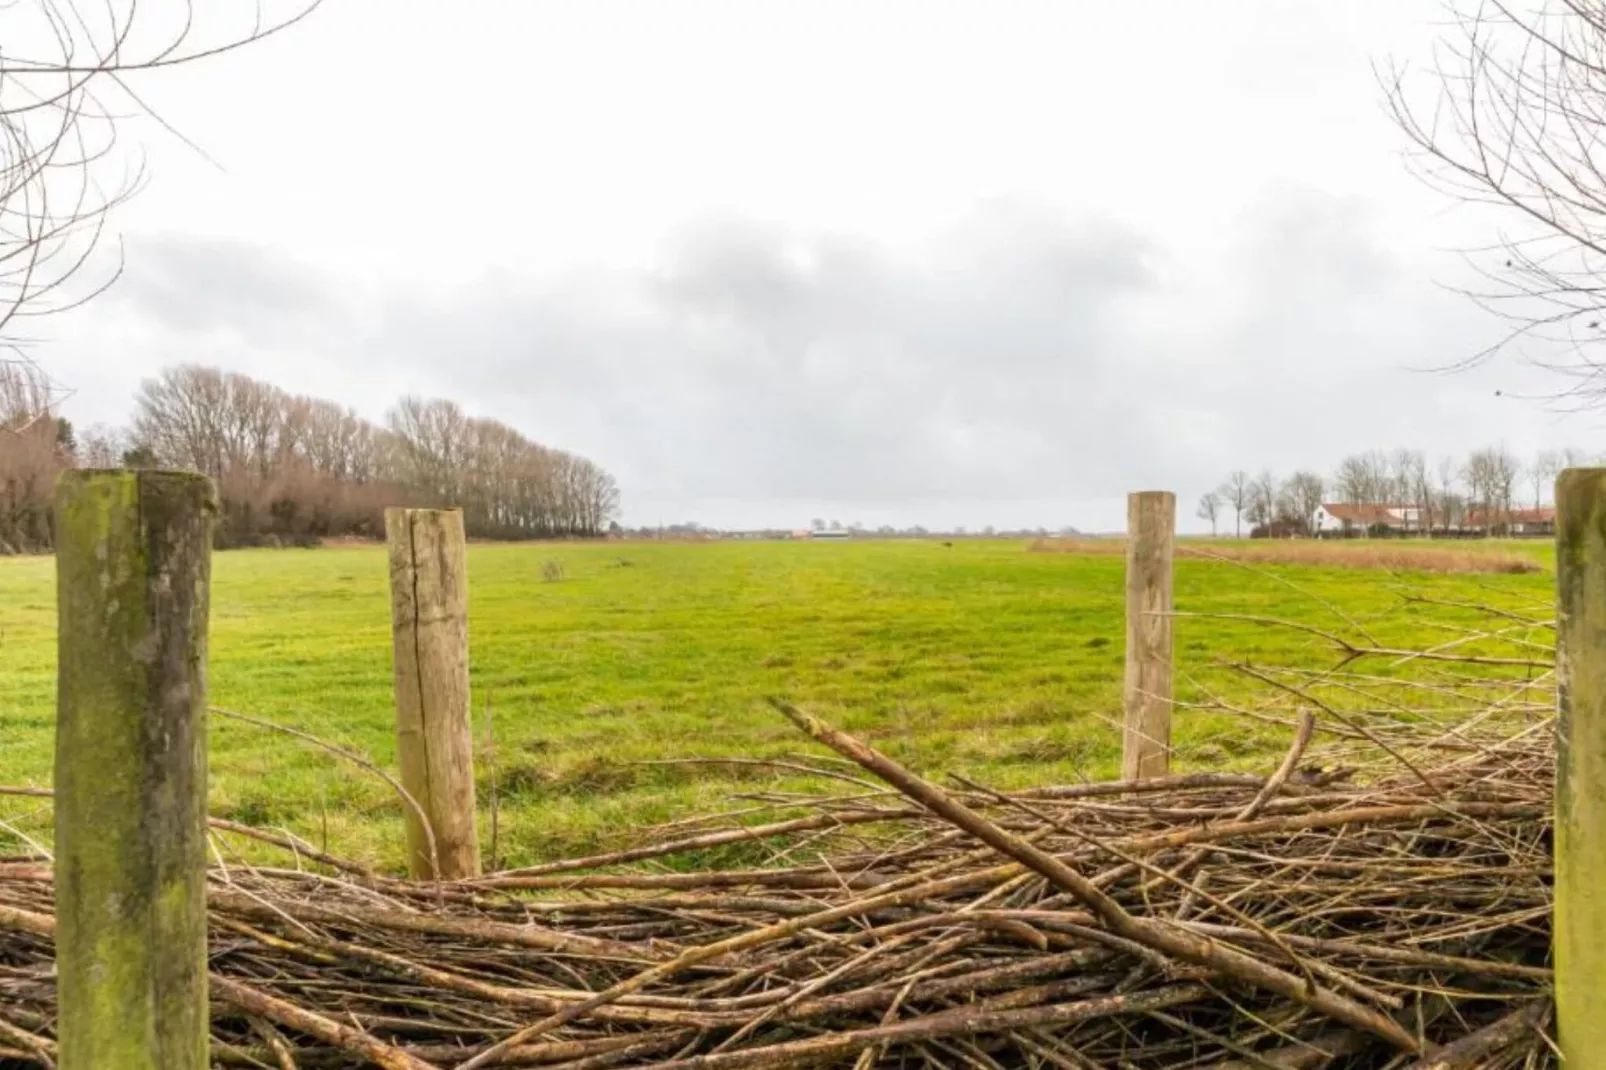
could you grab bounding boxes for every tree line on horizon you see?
[1196,446,1591,538]
[0,362,620,554]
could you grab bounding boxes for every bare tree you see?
[386,393,619,538]
[0,361,69,550]
[291,398,374,482]
[0,2,325,427]
[1195,491,1222,537]
[1284,471,1325,536]
[1462,450,1492,529]
[1334,450,1391,505]
[76,423,127,467]
[1392,449,1429,533]
[1490,445,1520,525]
[0,360,52,430]
[1533,448,1563,508]
[1562,446,1597,468]
[1435,455,1462,531]
[1219,471,1251,537]
[1384,2,1606,404]
[388,395,470,503]
[133,364,234,480]
[1248,469,1278,533]
[1463,445,1521,533]
[1272,483,1303,532]
[1334,455,1367,505]
[109,363,625,550]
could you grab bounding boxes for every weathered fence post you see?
[1555,468,1606,1066]
[54,469,214,1070]
[385,507,480,879]
[1123,490,1175,781]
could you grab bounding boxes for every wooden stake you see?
[54,469,215,1070]
[1123,490,1175,781]
[1555,468,1606,1068]
[385,507,480,879]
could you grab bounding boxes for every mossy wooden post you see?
[1555,468,1606,1066]
[1123,490,1175,781]
[386,507,480,880]
[54,469,215,1070]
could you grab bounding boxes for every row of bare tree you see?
[0,363,70,553]
[0,362,620,553]
[1197,447,1591,537]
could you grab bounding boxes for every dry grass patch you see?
[1028,537,1544,575]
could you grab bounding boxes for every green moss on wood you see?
[53,469,215,1070]
[1554,468,1606,1068]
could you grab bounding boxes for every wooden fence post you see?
[1555,468,1606,1066]
[54,469,214,1070]
[1123,490,1175,781]
[386,507,480,880]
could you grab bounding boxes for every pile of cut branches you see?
[0,700,1555,1069]
[0,589,1562,1068]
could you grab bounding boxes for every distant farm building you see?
[1464,507,1556,537]
[1314,503,1555,538]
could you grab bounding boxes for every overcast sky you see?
[35,0,1606,531]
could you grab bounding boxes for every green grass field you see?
[0,538,1556,870]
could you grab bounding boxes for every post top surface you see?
[59,467,208,479]
[55,468,216,502]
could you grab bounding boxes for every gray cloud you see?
[107,233,348,345]
[51,189,1561,531]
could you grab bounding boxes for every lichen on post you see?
[1555,467,1606,1068]
[53,468,215,1070]
[386,506,480,880]
[1123,490,1175,781]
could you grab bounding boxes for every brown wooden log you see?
[211,975,441,1070]
[385,506,480,879]
[1400,1003,1548,1070]
[1123,490,1175,780]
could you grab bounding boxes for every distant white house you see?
[1312,503,1422,537]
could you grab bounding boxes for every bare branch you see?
[0,0,327,422]
[1386,0,1606,403]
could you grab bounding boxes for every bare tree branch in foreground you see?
[0,0,326,422]
[1384,0,1606,407]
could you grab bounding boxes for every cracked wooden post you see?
[1123,490,1175,781]
[1555,467,1606,1067]
[54,469,215,1070]
[385,507,480,879]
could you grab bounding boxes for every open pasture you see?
[0,537,1555,869]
